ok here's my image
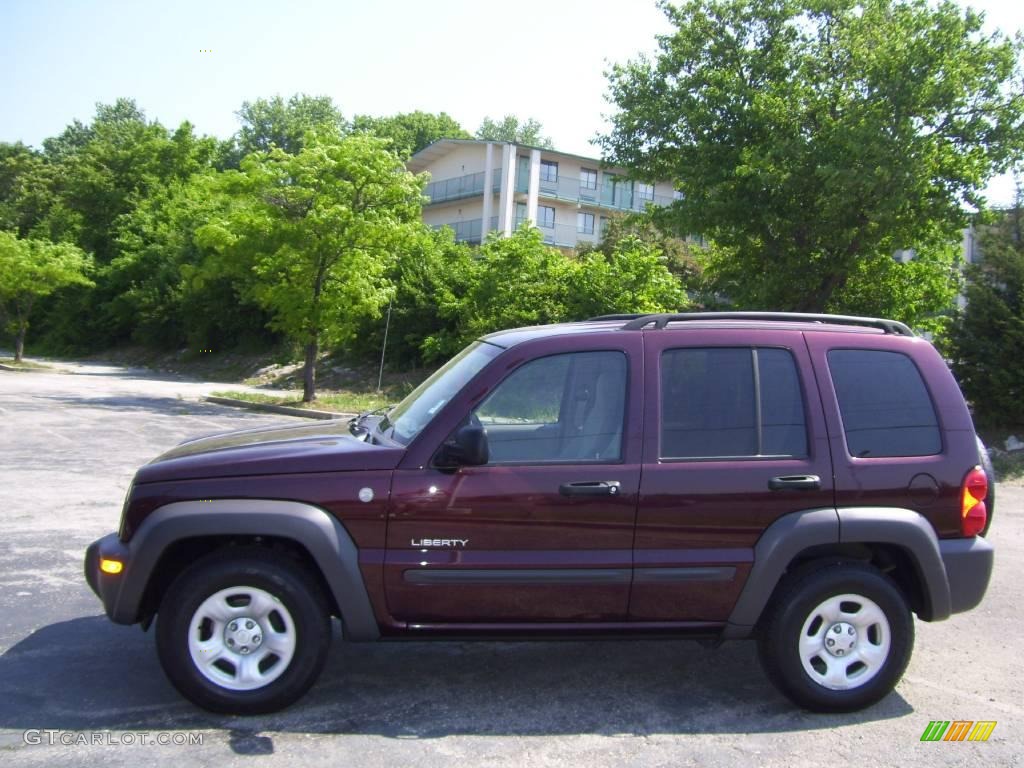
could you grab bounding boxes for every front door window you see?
[476,351,627,463]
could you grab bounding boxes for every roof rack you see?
[612,312,914,336]
[585,313,648,322]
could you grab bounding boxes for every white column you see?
[498,143,517,236]
[481,143,494,239]
[526,148,541,225]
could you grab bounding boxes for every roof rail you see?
[586,313,648,322]
[619,312,914,336]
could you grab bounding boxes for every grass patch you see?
[977,426,1024,486]
[211,386,410,415]
[0,357,51,370]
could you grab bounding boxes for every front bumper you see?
[84,533,136,624]
[939,536,994,615]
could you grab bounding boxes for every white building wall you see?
[422,144,489,181]
[421,201,484,228]
[413,141,677,248]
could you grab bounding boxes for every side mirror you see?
[437,424,489,468]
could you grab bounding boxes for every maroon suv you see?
[85,312,994,714]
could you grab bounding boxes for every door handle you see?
[559,481,621,497]
[768,474,821,491]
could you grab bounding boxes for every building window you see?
[606,175,630,207]
[577,212,595,234]
[538,206,555,229]
[515,202,527,228]
[637,182,655,203]
[600,216,610,237]
[673,189,684,201]
[580,169,598,190]
[540,160,558,183]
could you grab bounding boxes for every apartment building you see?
[407,139,677,249]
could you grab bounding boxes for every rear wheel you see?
[757,563,913,712]
[156,548,331,714]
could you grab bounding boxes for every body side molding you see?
[109,499,380,640]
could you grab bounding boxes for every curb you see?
[0,363,24,372]
[203,395,354,421]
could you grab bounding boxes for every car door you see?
[385,334,643,625]
[630,329,835,622]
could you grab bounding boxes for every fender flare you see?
[722,506,951,639]
[106,499,380,641]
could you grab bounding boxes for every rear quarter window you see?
[827,349,941,458]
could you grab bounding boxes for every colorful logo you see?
[920,720,997,742]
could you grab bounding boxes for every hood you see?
[134,420,405,484]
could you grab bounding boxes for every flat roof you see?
[407,138,623,175]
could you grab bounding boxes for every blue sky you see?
[1,0,1020,204]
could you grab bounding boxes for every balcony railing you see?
[433,217,500,244]
[516,167,677,212]
[423,165,677,214]
[436,217,601,248]
[537,221,601,248]
[424,168,503,205]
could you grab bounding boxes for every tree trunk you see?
[302,339,318,403]
[796,268,850,313]
[304,261,327,404]
[14,325,26,363]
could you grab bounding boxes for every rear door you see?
[630,329,834,622]
[803,332,974,538]
[385,334,644,624]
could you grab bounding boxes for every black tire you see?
[757,562,913,712]
[156,548,331,714]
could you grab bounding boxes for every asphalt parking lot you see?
[0,361,1021,767]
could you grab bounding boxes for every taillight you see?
[960,466,988,537]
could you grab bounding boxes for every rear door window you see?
[660,347,807,459]
[827,349,941,458]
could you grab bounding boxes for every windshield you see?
[380,341,503,445]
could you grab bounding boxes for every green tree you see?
[197,133,427,401]
[53,100,217,266]
[476,115,554,148]
[110,174,275,350]
[351,227,477,366]
[571,235,688,319]
[949,204,1024,426]
[0,232,93,361]
[0,143,49,236]
[457,227,575,341]
[30,101,220,350]
[581,213,705,291]
[230,94,347,160]
[41,118,94,162]
[353,111,472,156]
[418,227,688,357]
[601,0,1024,317]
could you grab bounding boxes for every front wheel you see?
[757,563,913,712]
[156,548,331,714]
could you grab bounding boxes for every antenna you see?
[377,298,393,393]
